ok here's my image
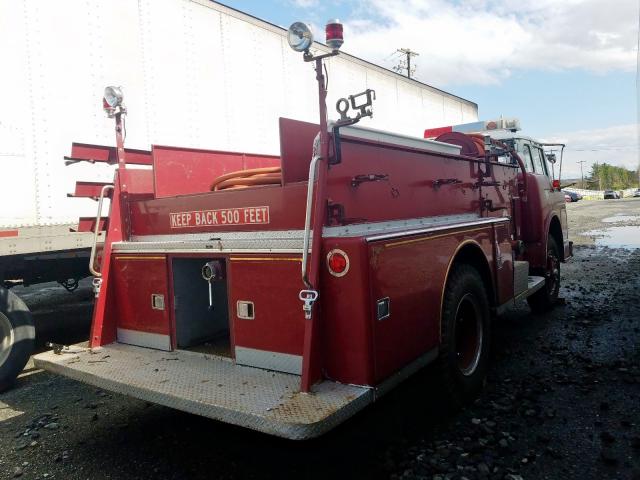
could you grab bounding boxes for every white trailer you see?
[0,0,478,390]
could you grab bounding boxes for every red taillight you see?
[329,254,347,272]
[325,19,343,50]
[552,179,560,189]
[327,249,349,277]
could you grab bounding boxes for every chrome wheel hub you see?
[455,293,483,377]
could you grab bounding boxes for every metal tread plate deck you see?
[33,343,372,440]
[114,215,509,253]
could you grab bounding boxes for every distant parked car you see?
[604,190,620,199]
[562,191,582,202]
[633,189,640,198]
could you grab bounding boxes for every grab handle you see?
[89,184,114,277]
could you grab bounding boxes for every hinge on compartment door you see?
[351,174,389,188]
[475,180,502,188]
[327,201,367,226]
[432,178,462,189]
[327,202,345,226]
[482,198,508,213]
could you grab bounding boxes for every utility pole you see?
[577,160,586,188]
[393,48,419,79]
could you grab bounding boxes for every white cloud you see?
[543,124,640,179]
[338,0,638,86]
[290,0,318,8]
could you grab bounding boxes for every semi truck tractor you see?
[34,21,571,439]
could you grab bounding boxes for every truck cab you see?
[425,120,572,312]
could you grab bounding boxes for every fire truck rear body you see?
[35,116,569,438]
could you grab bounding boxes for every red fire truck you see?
[35,21,571,440]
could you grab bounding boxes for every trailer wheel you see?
[437,264,491,407]
[0,288,35,392]
[527,236,561,313]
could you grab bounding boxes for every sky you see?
[219,0,639,180]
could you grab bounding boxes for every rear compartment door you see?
[111,255,172,350]
[171,257,230,350]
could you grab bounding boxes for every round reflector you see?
[287,22,313,52]
[103,86,124,108]
[325,19,343,50]
[326,249,349,277]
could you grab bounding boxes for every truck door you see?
[519,141,565,261]
[531,144,567,240]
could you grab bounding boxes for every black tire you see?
[0,287,35,392]
[527,236,561,313]
[437,264,491,407]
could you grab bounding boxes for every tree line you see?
[586,163,639,190]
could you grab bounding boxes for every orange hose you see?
[468,134,488,156]
[210,167,282,191]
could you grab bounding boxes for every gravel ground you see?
[1,199,639,480]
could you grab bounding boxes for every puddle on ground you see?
[602,214,640,223]
[583,225,640,249]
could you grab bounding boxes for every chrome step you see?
[515,275,546,301]
[496,274,547,315]
[513,260,530,296]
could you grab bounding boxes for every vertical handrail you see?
[89,184,114,277]
[301,134,323,288]
[301,155,321,287]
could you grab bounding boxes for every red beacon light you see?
[325,19,343,51]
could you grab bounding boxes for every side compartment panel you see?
[321,238,375,386]
[368,227,494,382]
[493,222,514,305]
[326,140,483,224]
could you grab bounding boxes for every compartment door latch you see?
[202,260,224,310]
[299,289,319,320]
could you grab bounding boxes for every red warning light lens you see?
[327,249,349,277]
[329,253,346,272]
[325,19,344,50]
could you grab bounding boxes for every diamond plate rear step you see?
[33,343,372,440]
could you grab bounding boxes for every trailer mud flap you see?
[33,343,372,440]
